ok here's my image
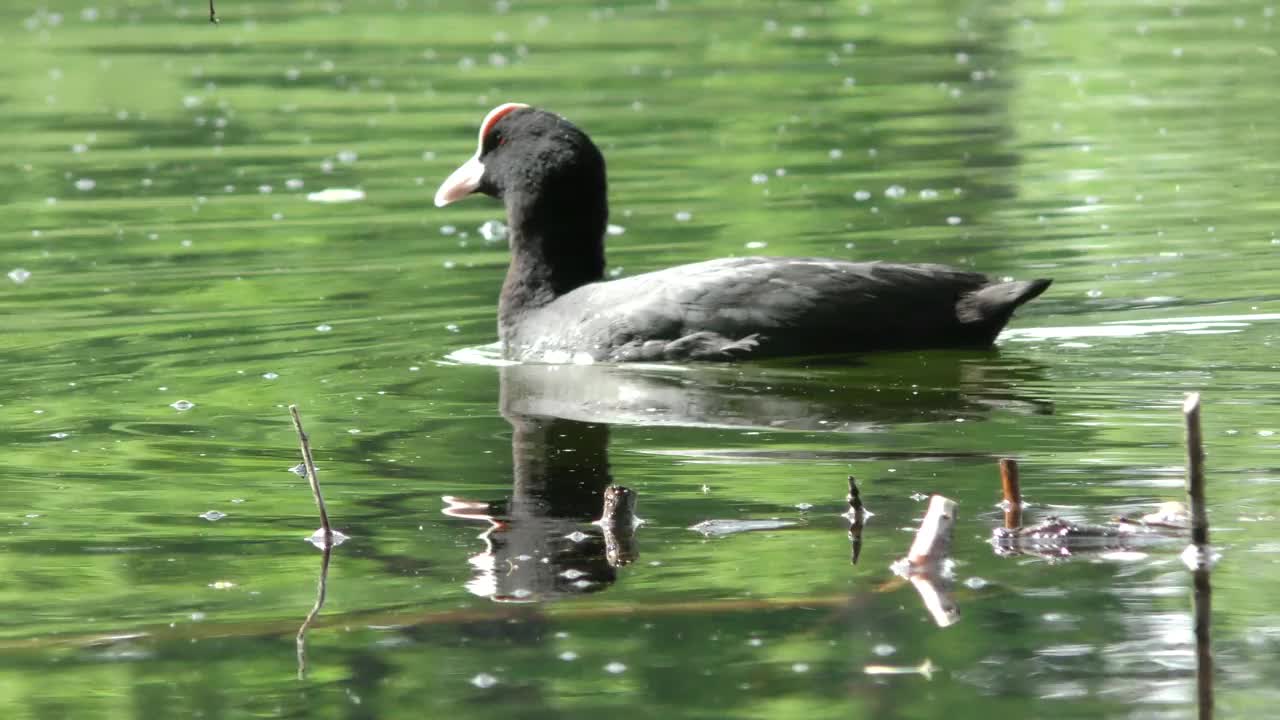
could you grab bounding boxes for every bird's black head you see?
[435,103,607,214]
[435,104,610,301]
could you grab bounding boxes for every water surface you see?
[2,1,1279,718]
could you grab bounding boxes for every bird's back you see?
[502,257,1050,361]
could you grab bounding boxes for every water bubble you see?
[604,662,627,674]
[885,184,906,199]
[199,510,227,521]
[873,643,896,656]
[49,432,70,439]
[745,241,767,249]
[8,268,31,284]
[306,188,365,203]
[1086,289,1103,298]
[559,651,578,661]
[478,219,507,242]
[445,323,460,333]
[470,673,498,689]
[751,173,769,185]
[170,400,195,411]
[828,148,843,159]
[288,463,307,476]
[963,576,989,589]
[566,531,589,542]
[791,663,810,673]
[337,149,358,164]
[606,224,626,236]
[440,225,457,236]
[674,211,692,222]
[262,372,279,380]
[945,216,963,225]
[919,188,939,199]
[286,178,304,190]
[74,178,96,191]
[316,324,332,332]
[853,190,871,201]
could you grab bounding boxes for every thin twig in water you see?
[289,404,332,546]
[209,0,219,24]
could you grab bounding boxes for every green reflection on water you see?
[2,0,1279,718]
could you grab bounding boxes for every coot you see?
[435,103,1050,362]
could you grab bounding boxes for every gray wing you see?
[557,257,992,356]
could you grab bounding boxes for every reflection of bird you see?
[435,103,1051,362]
[440,415,623,602]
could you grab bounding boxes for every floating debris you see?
[689,518,797,537]
[864,659,935,680]
[306,188,365,203]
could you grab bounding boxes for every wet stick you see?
[847,476,865,565]
[999,458,1022,529]
[907,495,957,566]
[896,495,960,627]
[289,405,332,547]
[1183,393,1208,547]
[1183,392,1213,719]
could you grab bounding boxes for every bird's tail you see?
[956,278,1053,327]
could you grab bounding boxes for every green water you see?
[2,0,1278,717]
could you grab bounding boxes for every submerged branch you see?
[296,544,333,680]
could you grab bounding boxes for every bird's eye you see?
[497,135,507,146]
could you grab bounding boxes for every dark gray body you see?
[502,256,1051,362]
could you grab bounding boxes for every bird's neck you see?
[498,190,607,332]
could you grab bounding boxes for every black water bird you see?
[435,103,1051,362]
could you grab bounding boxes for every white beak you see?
[434,152,486,207]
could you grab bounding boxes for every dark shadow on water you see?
[498,350,1053,434]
